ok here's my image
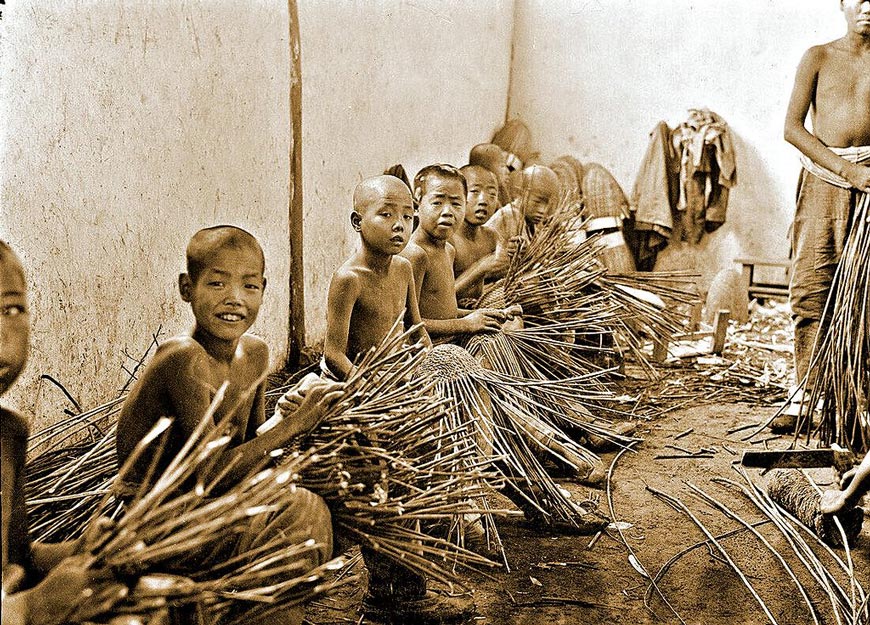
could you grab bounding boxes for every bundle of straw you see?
[267,321,503,580]
[483,195,698,377]
[63,388,351,624]
[26,401,126,542]
[416,343,609,533]
[801,192,870,453]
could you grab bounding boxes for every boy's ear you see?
[350,211,362,232]
[179,273,193,302]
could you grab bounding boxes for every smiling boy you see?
[114,226,341,625]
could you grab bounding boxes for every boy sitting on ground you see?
[322,175,475,625]
[469,143,513,207]
[401,164,519,342]
[323,175,429,379]
[452,165,517,305]
[488,165,561,248]
[115,226,341,625]
[2,242,130,625]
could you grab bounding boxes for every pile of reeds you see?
[645,467,867,625]
[25,399,126,542]
[480,193,699,378]
[266,321,503,579]
[802,192,870,453]
[70,388,351,624]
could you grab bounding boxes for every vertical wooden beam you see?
[287,0,304,367]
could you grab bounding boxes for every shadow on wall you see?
[653,130,793,296]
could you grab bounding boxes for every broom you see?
[55,388,353,624]
[265,319,505,579]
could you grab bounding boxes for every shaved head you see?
[513,165,559,198]
[186,225,264,282]
[469,143,507,170]
[353,175,413,213]
[460,164,498,186]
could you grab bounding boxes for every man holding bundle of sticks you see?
[773,0,870,432]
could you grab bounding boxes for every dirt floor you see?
[307,395,869,625]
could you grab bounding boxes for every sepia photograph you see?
[1,1,868,623]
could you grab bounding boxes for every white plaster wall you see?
[0,1,292,428]
[298,0,515,344]
[508,0,847,289]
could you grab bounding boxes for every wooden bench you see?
[734,257,790,301]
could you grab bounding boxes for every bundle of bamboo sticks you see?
[802,193,870,453]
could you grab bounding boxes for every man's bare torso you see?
[811,39,870,147]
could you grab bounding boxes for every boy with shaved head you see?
[324,176,474,624]
[774,0,870,431]
[115,225,342,625]
[469,143,512,207]
[324,175,429,379]
[489,165,561,249]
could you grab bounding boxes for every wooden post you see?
[688,300,703,333]
[711,309,730,354]
[652,338,669,363]
[287,0,305,367]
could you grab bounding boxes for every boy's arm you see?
[406,243,502,336]
[784,47,870,191]
[323,270,361,381]
[821,453,870,514]
[402,261,431,348]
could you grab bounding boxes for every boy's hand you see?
[275,372,323,417]
[26,554,127,625]
[506,236,523,258]
[292,379,345,434]
[502,304,523,320]
[843,162,870,193]
[465,309,505,333]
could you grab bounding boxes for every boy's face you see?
[417,175,466,241]
[463,169,499,227]
[842,0,870,34]
[0,257,29,395]
[356,187,415,255]
[516,182,555,225]
[180,245,265,343]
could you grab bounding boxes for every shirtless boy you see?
[115,226,341,625]
[469,143,512,207]
[324,175,429,380]
[452,165,514,303]
[2,242,129,625]
[323,177,474,624]
[488,165,560,248]
[775,0,870,430]
[401,164,515,340]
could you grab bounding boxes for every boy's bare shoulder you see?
[150,336,208,366]
[393,254,414,274]
[330,262,365,294]
[239,333,269,363]
[402,240,429,263]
